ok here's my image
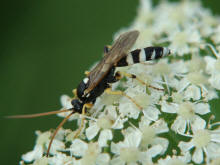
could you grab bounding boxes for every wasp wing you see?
[85,30,139,94]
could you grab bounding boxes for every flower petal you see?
[209,74,220,90]
[86,122,100,140]
[46,139,65,155]
[204,56,216,74]
[191,115,206,132]
[184,84,201,100]
[194,103,210,115]
[22,145,43,162]
[153,137,169,154]
[171,116,187,133]
[96,153,110,165]
[119,98,140,119]
[143,106,160,121]
[211,133,220,143]
[152,119,169,134]
[111,142,120,155]
[161,101,178,113]
[60,95,72,109]
[48,153,73,165]
[146,145,163,157]
[178,141,194,152]
[110,157,125,165]
[206,142,220,158]
[70,139,88,157]
[125,129,142,148]
[98,129,113,147]
[192,148,203,164]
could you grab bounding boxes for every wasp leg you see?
[72,89,77,98]
[104,45,112,54]
[105,88,143,110]
[116,71,164,91]
[84,71,90,76]
[74,103,93,138]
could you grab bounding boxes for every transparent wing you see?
[85,30,139,94]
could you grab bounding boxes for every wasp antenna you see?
[5,109,73,119]
[46,111,74,157]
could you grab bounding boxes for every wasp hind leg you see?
[105,88,143,110]
[74,103,93,138]
[116,71,164,91]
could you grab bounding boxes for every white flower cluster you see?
[20,0,220,165]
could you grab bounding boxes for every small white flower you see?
[35,130,65,156]
[48,153,74,165]
[94,92,121,107]
[80,143,107,165]
[46,139,65,155]
[157,152,191,165]
[110,128,143,165]
[69,139,88,157]
[22,145,44,163]
[70,140,107,165]
[22,131,51,162]
[169,27,201,56]
[186,55,206,73]
[151,59,172,77]
[86,106,127,147]
[178,71,209,100]
[179,128,220,164]
[131,0,153,30]
[119,86,146,118]
[119,85,161,120]
[35,130,51,146]
[32,157,48,165]
[153,1,204,36]
[161,101,210,133]
[138,117,169,154]
[205,50,220,90]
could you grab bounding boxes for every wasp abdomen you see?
[144,47,170,60]
[116,47,171,67]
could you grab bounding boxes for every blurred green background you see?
[0,0,219,164]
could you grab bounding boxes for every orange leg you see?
[105,88,143,110]
[74,103,93,138]
[116,71,164,91]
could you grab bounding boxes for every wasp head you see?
[71,99,83,113]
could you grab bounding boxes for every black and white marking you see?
[83,77,89,84]
[117,47,171,67]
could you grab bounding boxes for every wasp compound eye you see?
[71,99,83,113]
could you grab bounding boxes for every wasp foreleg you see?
[72,89,78,98]
[74,103,93,138]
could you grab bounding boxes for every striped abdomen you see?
[116,47,171,67]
